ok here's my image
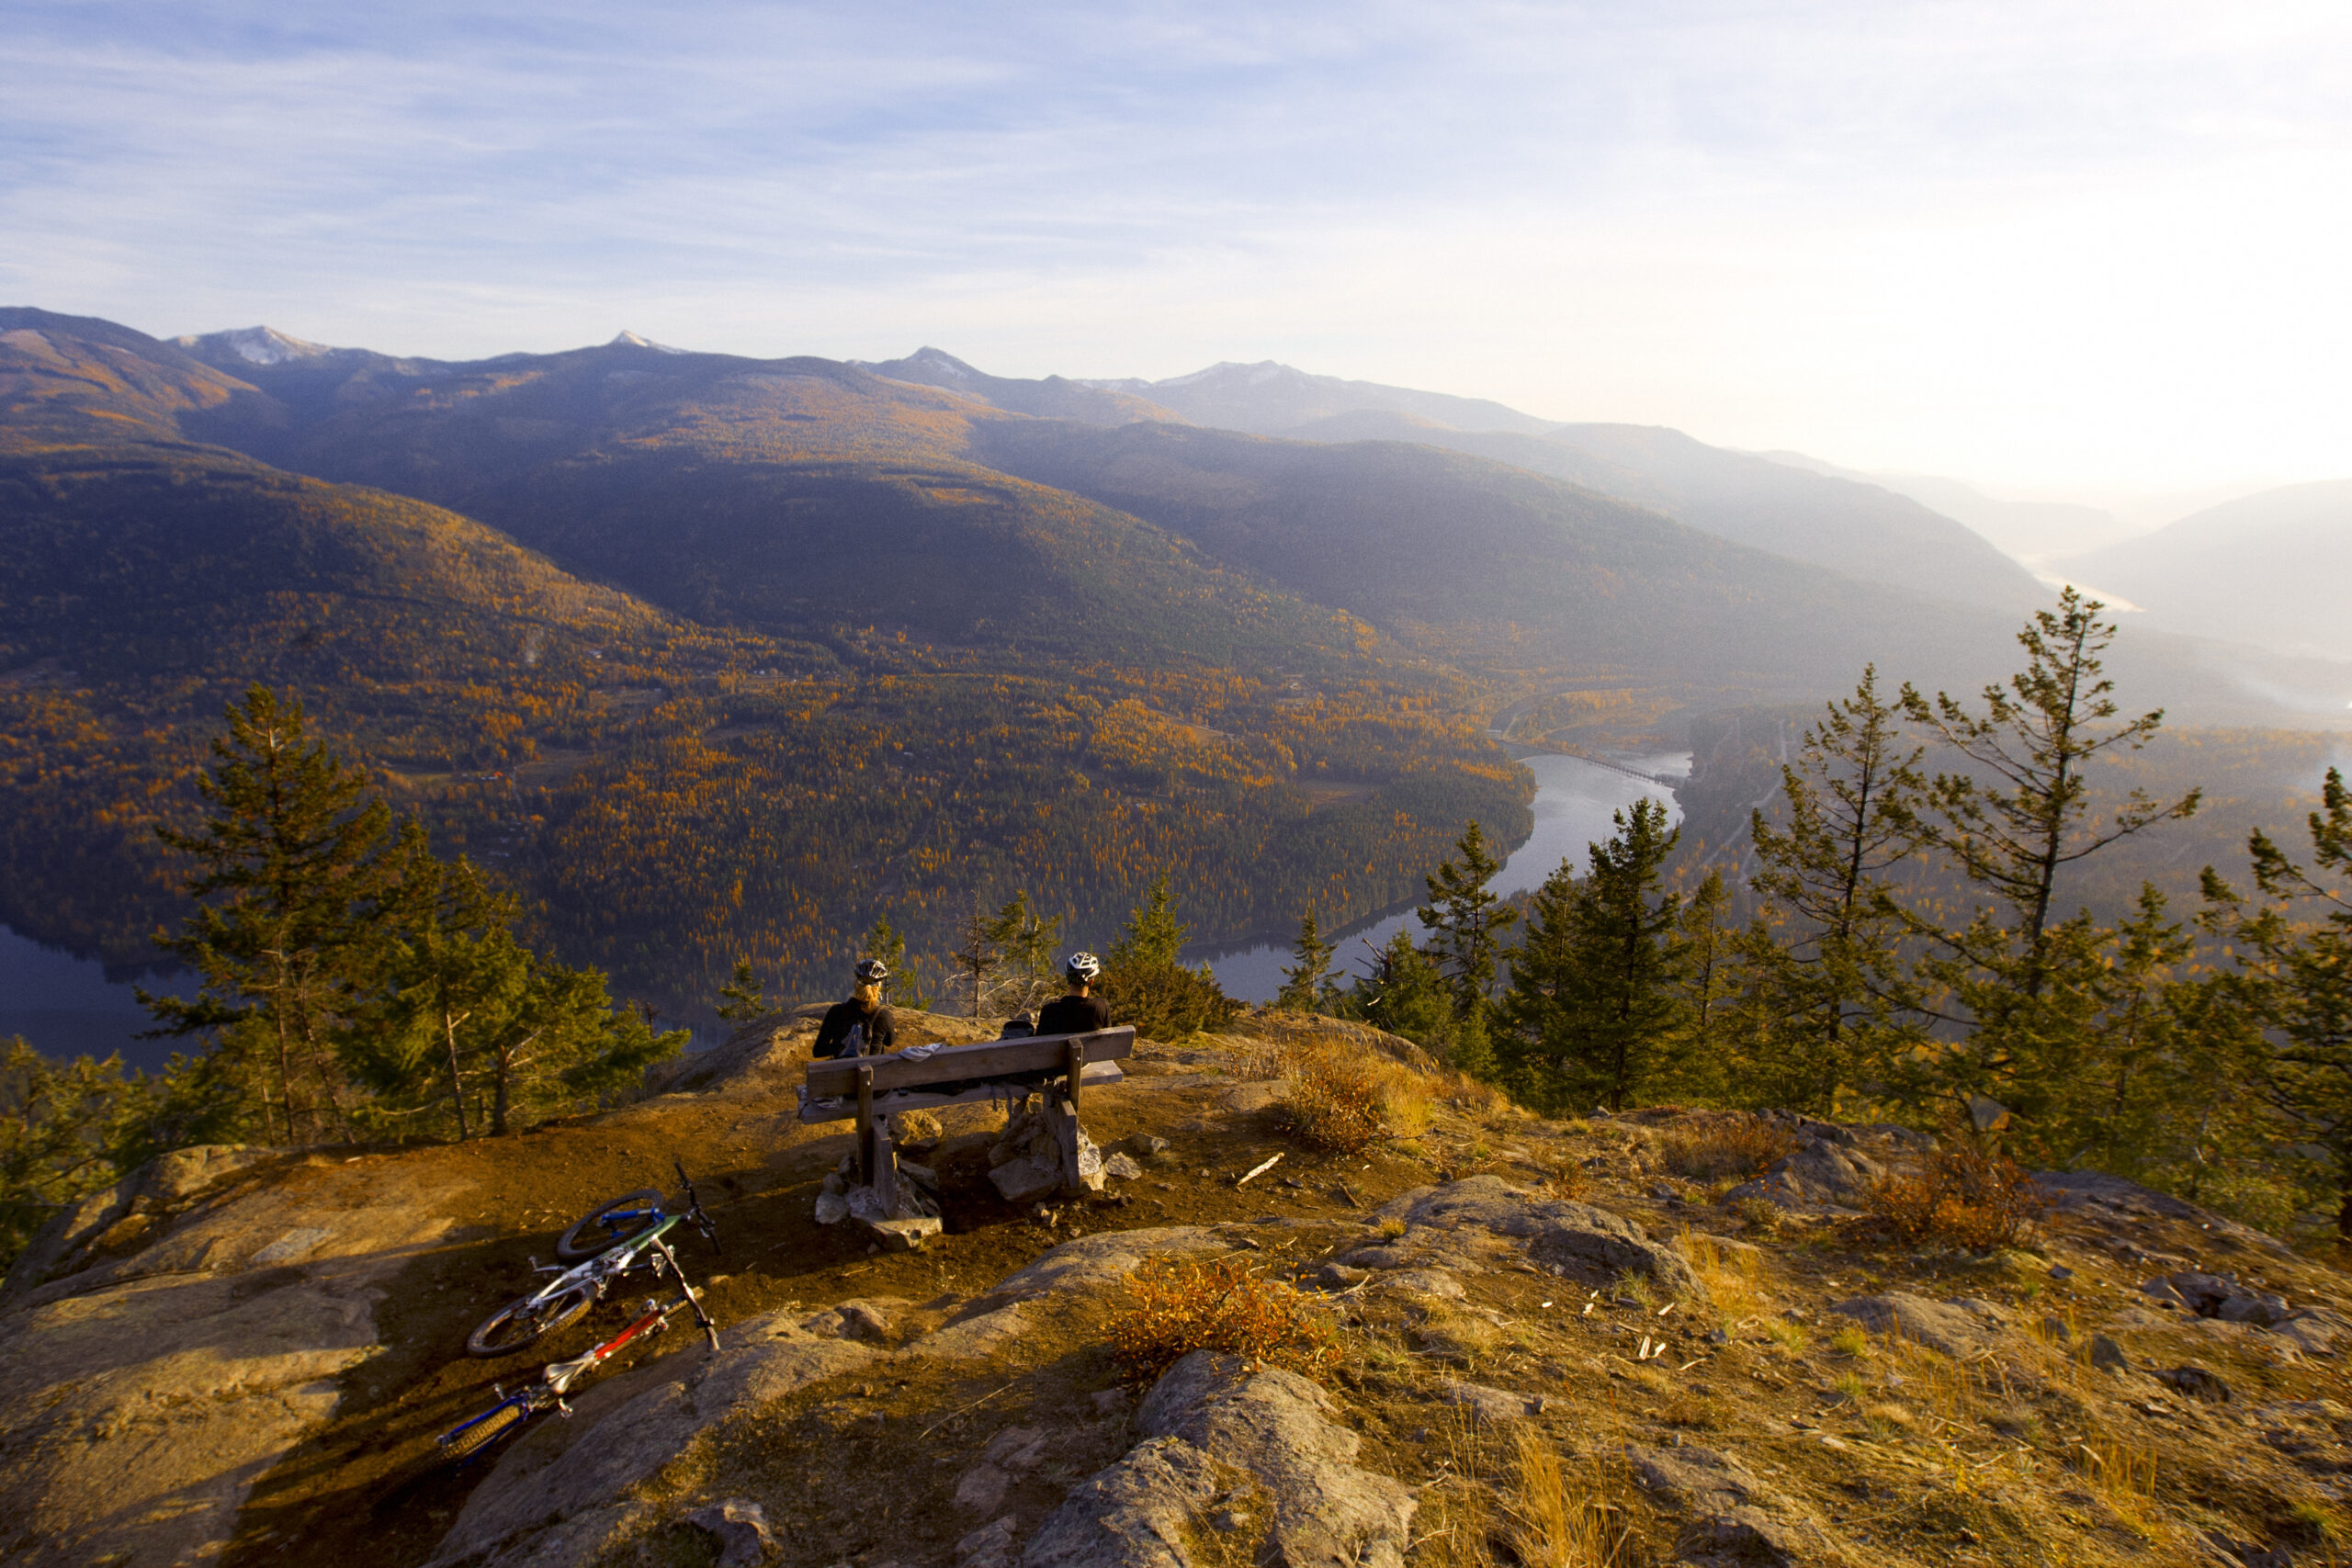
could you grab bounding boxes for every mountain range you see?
[4,305,2345,1024]
[2052,480,2352,662]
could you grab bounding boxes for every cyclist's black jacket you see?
[813,1000,896,1058]
[1035,994,1111,1036]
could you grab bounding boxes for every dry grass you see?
[1107,1254,1340,1385]
[1675,1227,1766,1327]
[1413,1411,1655,1568]
[1657,1115,1800,1181]
[1866,1137,2046,1250]
[1509,1428,1652,1567]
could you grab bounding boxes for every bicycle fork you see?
[649,1235,722,1354]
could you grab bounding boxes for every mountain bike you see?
[439,1287,713,1462]
[468,1165,720,1358]
[556,1157,710,1262]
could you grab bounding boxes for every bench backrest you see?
[802,1026,1136,1099]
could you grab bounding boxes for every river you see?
[0,928,184,1072]
[1198,751,1690,1003]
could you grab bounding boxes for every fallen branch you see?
[1237,1153,1284,1187]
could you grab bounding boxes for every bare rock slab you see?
[428,1308,877,1566]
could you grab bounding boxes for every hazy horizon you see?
[6,2,2348,495]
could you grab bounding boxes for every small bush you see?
[1659,1115,1800,1180]
[1258,1030,1435,1156]
[1867,1138,2046,1250]
[1108,1253,1339,1385]
[1280,1048,1391,1153]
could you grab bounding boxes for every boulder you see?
[2035,1171,2290,1254]
[1436,1379,1535,1424]
[1623,1444,1834,1567]
[1023,1350,1414,1568]
[2157,1364,2232,1404]
[1373,1177,1702,1298]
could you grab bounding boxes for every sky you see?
[5,1,2349,496]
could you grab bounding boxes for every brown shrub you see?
[1107,1254,1340,1385]
[1657,1115,1800,1180]
[1866,1138,2045,1250]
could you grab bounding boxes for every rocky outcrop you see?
[1352,1176,1702,1298]
[0,1151,465,1568]
[2035,1170,2292,1255]
[1023,1351,1415,1568]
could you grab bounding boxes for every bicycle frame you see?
[439,1292,684,1461]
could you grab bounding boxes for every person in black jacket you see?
[1035,952,1110,1036]
[813,958,897,1058]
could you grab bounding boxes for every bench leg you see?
[1046,1094,1104,1197]
[855,1064,875,1188]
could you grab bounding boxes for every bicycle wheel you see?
[556,1189,665,1262]
[440,1400,527,1462]
[467,1281,595,1358]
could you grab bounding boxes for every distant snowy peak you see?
[172,325,337,366]
[609,331,686,355]
[1158,360,1288,389]
[854,347,978,379]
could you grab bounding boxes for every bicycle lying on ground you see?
[439,1287,714,1462]
[557,1157,707,1262]
[467,1161,722,1358]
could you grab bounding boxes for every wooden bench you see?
[800,1026,1136,1199]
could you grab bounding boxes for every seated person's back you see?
[1035,951,1110,1036]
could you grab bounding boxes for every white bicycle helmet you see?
[1065,951,1102,983]
[854,957,890,983]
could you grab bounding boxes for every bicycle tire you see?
[440,1400,527,1461]
[556,1189,666,1262]
[467,1281,596,1358]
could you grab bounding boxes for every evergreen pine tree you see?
[1101,873,1238,1038]
[715,959,769,1021]
[1500,798,1685,1111]
[144,685,392,1145]
[349,823,529,1140]
[2205,766,2352,1238]
[1276,908,1337,1013]
[1416,822,1518,1020]
[1896,591,2201,1124]
[1110,872,1185,967]
[1667,868,1737,1103]
[1736,666,1930,1112]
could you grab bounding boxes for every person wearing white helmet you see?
[1035,951,1110,1036]
[813,956,898,1058]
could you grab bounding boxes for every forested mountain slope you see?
[0,313,1528,1012]
[1070,355,2046,615]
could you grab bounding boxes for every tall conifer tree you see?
[145,685,391,1145]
